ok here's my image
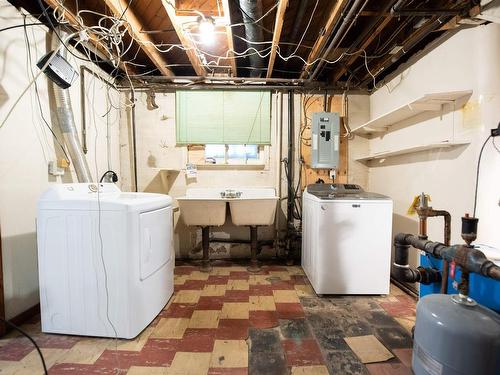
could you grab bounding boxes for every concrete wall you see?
[0,1,121,318]
[119,91,301,259]
[359,24,500,272]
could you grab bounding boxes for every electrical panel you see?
[311,112,340,169]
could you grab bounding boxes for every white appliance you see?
[37,183,174,339]
[302,183,393,295]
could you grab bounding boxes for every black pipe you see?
[130,91,138,192]
[248,226,260,272]
[201,226,211,272]
[285,0,309,57]
[309,0,369,80]
[393,233,500,281]
[286,90,294,226]
[392,238,441,285]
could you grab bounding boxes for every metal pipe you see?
[285,0,309,56]
[130,91,138,192]
[51,29,92,183]
[248,226,260,272]
[393,233,500,281]
[309,0,369,81]
[238,0,265,77]
[132,76,307,84]
[416,193,452,293]
[392,9,463,16]
[286,90,294,227]
[201,226,211,272]
[117,85,368,93]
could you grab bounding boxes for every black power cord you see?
[0,317,48,375]
[473,122,500,217]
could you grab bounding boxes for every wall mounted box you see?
[311,112,340,169]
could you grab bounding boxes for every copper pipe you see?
[416,203,452,294]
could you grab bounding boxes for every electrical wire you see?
[0,22,45,33]
[473,135,492,217]
[22,16,70,160]
[0,317,48,375]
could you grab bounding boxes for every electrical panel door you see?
[311,112,340,169]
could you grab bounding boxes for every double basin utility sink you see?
[177,188,279,227]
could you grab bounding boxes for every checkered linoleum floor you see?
[0,261,416,374]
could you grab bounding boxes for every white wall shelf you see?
[355,141,470,162]
[351,90,473,135]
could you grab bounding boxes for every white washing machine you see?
[37,183,174,339]
[302,184,393,295]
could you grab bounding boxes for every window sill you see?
[196,164,266,170]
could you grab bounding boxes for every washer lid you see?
[306,183,391,200]
[38,183,172,211]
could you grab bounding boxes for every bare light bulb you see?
[198,16,215,45]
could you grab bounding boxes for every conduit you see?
[238,0,266,77]
[51,29,92,183]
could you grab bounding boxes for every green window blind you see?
[176,90,271,145]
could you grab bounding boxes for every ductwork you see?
[51,30,92,183]
[238,0,265,77]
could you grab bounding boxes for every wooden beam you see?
[333,15,393,82]
[162,0,206,76]
[43,0,133,75]
[221,0,237,77]
[266,0,288,78]
[300,0,349,79]
[103,0,174,76]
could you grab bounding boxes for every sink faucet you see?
[220,189,242,199]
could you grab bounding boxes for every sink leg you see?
[247,226,261,273]
[200,226,212,272]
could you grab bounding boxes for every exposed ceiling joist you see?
[103,0,174,76]
[162,0,206,76]
[332,15,393,82]
[43,0,133,75]
[266,0,289,78]
[300,0,349,79]
[221,0,237,77]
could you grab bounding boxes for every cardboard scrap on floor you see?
[344,335,394,364]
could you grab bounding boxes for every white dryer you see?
[302,184,393,295]
[37,183,174,339]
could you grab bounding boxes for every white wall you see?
[0,1,121,318]
[360,24,500,271]
[120,91,300,259]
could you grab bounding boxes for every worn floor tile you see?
[294,284,315,297]
[220,303,250,319]
[248,328,282,353]
[394,317,415,334]
[127,366,168,374]
[202,285,227,297]
[273,290,300,304]
[249,311,279,329]
[324,350,369,375]
[291,365,329,375]
[227,279,250,291]
[188,271,211,281]
[393,348,413,368]
[279,319,311,340]
[151,318,190,339]
[56,338,116,364]
[173,290,201,304]
[374,327,413,350]
[188,310,220,329]
[365,362,412,375]
[344,335,394,364]
[168,352,211,375]
[282,339,324,367]
[210,340,248,368]
[249,351,287,375]
[117,327,154,352]
[249,275,271,286]
[249,296,276,311]
[216,320,249,340]
[275,303,305,319]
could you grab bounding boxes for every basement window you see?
[205,144,263,165]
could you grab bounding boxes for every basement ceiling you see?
[11,0,485,90]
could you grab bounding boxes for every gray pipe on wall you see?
[51,30,92,183]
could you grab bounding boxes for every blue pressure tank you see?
[419,244,500,312]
